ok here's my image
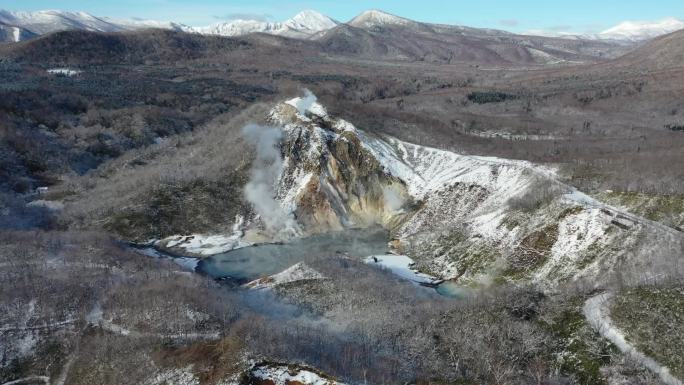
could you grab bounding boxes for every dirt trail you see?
[584,293,683,385]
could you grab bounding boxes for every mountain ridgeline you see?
[1,8,673,65]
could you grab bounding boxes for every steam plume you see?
[243,124,300,239]
[293,89,317,115]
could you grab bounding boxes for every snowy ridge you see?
[527,17,684,42]
[0,9,125,34]
[4,7,681,44]
[601,17,684,41]
[285,10,339,33]
[244,262,326,289]
[360,133,552,200]
[348,10,414,29]
[105,18,192,32]
[194,10,337,38]
[0,9,194,38]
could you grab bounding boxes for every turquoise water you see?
[435,281,470,298]
[170,227,467,298]
[197,228,390,282]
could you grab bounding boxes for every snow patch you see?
[364,254,441,285]
[135,246,199,271]
[533,208,611,282]
[251,365,346,385]
[47,68,81,76]
[551,209,607,259]
[143,366,200,385]
[244,262,325,289]
[158,215,250,256]
[26,200,64,211]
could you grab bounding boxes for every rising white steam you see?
[242,123,300,239]
[293,89,317,115]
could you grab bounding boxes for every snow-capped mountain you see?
[195,10,337,39]
[0,9,194,40]
[526,17,684,42]
[105,18,192,32]
[348,10,415,29]
[599,17,684,41]
[0,10,125,35]
[2,8,682,46]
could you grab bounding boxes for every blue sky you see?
[4,0,684,33]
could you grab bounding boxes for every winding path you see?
[583,293,683,385]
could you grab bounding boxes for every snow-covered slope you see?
[0,8,337,40]
[529,17,684,42]
[286,10,338,34]
[244,262,326,289]
[600,17,684,42]
[195,10,337,38]
[248,363,346,385]
[348,10,416,29]
[104,18,192,32]
[0,9,193,38]
[0,10,125,35]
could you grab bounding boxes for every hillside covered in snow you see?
[159,92,681,291]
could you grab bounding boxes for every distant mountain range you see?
[195,10,337,38]
[527,17,684,42]
[600,17,684,41]
[2,8,683,44]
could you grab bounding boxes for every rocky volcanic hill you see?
[146,92,681,291]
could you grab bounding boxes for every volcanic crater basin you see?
[196,228,391,283]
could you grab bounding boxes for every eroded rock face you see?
[268,100,412,234]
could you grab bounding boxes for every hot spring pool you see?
[197,228,390,282]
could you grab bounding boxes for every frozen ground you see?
[364,254,441,285]
[244,262,326,289]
